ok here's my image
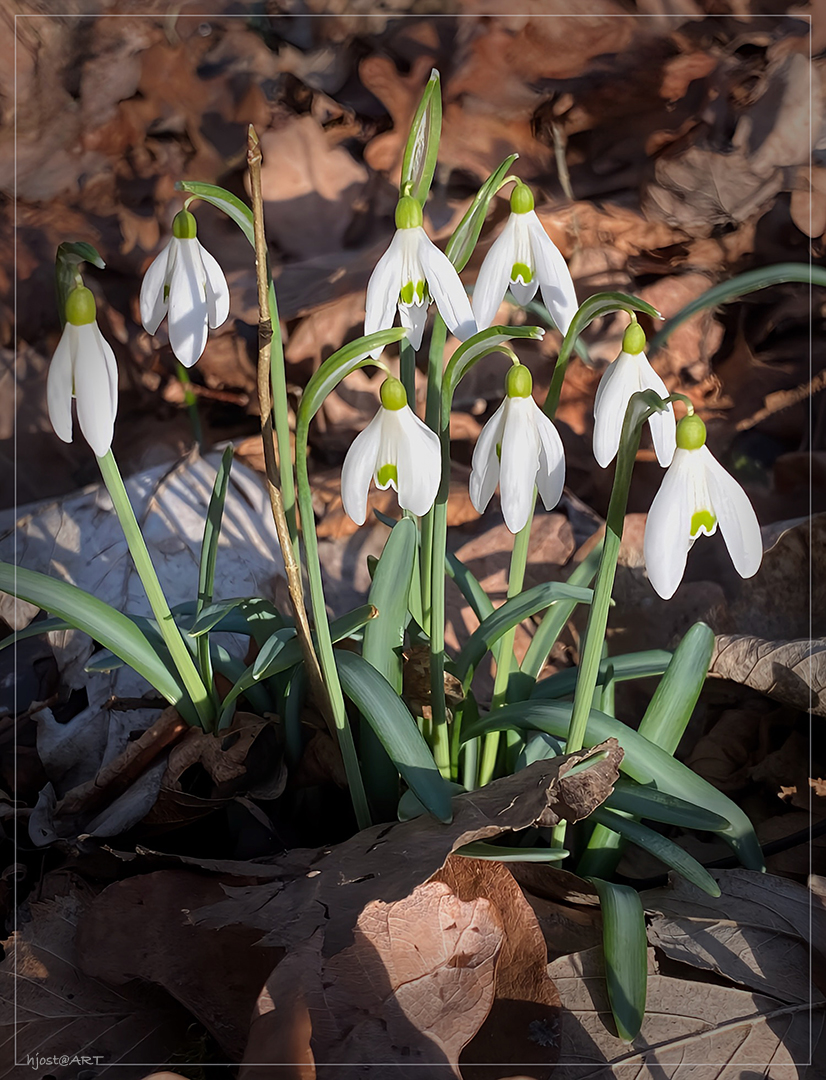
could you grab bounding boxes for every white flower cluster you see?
[47,180,762,599]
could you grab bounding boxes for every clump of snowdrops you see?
[5,72,816,1042]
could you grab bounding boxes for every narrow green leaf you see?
[190,596,283,638]
[515,539,604,696]
[198,445,233,615]
[605,778,729,832]
[446,154,518,272]
[361,517,417,818]
[0,617,74,651]
[638,621,714,753]
[336,650,454,824]
[531,648,673,701]
[589,878,647,1043]
[461,700,764,870]
[441,325,546,427]
[298,328,408,429]
[0,563,192,721]
[177,181,254,246]
[400,68,442,206]
[649,263,826,357]
[454,842,569,862]
[590,806,720,896]
[453,581,593,688]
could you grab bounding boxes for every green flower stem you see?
[176,362,203,450]
[476,494,534,787]
[429,490,451,778]
[399,337,416,414]
[266,278,298,563]
[295,421,371,829]
[96,450,213,730]
[420,316,447,631]
[550,390,670,848]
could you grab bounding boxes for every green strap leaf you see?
[335,650,454,824]
[531,648,673,701]
[0,617,74,651]
[461,700,764,870]
[446,154,518,272]
[637,621,714,753]
[649,263,826,357]
[590,806,720,897]
[453,581,593,689]
[453,842,569,862]
[605,778,729,832]
[589,877,647,1043]
[177,181,254,246]
[189,596,284,638]
[400,68,442,206]
[0,562,193,722]
[197,445,233,615]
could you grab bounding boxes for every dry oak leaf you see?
[0,887,188,1080]
[709,635,826,716]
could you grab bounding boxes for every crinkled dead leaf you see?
[0,881,188,1078]
[642,869,826,1008]
[75,870,284,1061]
[548,942,822,1077]
[710,635,825,715]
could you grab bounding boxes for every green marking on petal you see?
[163,284,170,302]
[690,509,716,537]
[495,442,502,462]
[511,262,533,284]
[415,279,426,302]
[377,463,398,487]
[400,280,415,306]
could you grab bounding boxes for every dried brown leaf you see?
[709,635,825,715]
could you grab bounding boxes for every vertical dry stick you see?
[246,127,331,733]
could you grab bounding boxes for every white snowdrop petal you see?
[509,276,539,306]
[498,397,541,533]
[73,323,116,457]
[702,445,763,579]
[200,243,230,329]
[94,323,119,428]
[525,212,578,336]
[417,230,476,341]
[168,238,209,368]
[469,399,507,514]
[636,352,676,467]
[140,240,173,335]
[394,407,442,517]
[532,401,566,511]
[341,410,385,526]
[365,231,405,356]
[592,352,640,468]
[400,301,428,352]
[46,325,76,444]
[472,215,518,331]
[644,450,694,600]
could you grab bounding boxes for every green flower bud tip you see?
[622,320,646,355]
[510,183,534,215]
[65,286,96,326]
[380,376,408,411]
[505,363,532,398]
[172,209,198,240]
[395,195,423,230]
[676,413,706,451]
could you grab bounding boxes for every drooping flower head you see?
[47,286,118,458]
[472,182,578,336]
[469,363,566,534]
[644,413,762,600]
[593,319,676,469]
[341,376,442,526]
[364,196,476,357]
[140,208,230,368]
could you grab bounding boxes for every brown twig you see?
[736,367,826,431]
[54,706,188,818]
[246,126,331,733]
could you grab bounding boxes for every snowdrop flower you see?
[644,414,762,600]
[140,209,229,368]
[47,286,118,458]
[365,196,476,356]
[469,364,565,534]
[593,320,676,468]
[341,376,442,526]
[473,182,578,335]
